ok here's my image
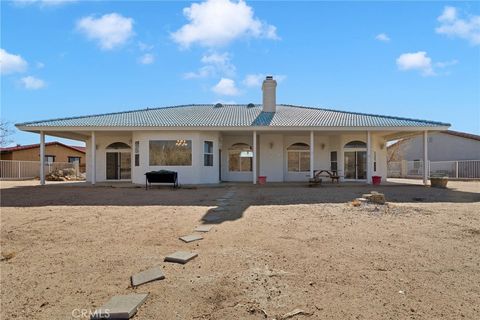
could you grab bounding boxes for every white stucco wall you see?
[397,132,480,161]
[132,131,220,185]
[84,130,388,184]
[259,134,284,182]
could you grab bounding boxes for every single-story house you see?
[388,130,480,162]
[0,141,86,165]
[15,76,450,185]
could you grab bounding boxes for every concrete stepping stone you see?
[179,234,203,243]
[195,225,213,232]
[91,293,148,320]
[131,266,165,287]
[164,251,198,264]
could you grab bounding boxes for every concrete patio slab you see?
[179,234,203,243]
[195,225,213,232]
[91,293,148,320]
[131,266,165,287]
[164,251,198,264]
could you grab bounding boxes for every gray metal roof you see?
[16,104,450,128]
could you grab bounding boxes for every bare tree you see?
[0,121,15,147]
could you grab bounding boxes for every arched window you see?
[287,143,310,172]
[106,142,131,149]
[344,140,366,148]
[228,143,252,172]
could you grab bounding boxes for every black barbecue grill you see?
[145,170,178,189]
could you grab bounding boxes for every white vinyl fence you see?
[388,160,480,179]
[0,160,78,180]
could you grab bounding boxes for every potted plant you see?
[430,173,448,188]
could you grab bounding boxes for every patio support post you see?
[366,131,372,184]
[310,131,314,178]
[253,130,257,184]
[423,130,428,185]
[91,131,96,185]
[39,131,45,185]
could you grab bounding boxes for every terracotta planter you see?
[430,176,448,188]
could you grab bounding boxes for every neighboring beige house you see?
[0,141,86,166]
[388,130,480,162]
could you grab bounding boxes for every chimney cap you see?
[266,75,273,80]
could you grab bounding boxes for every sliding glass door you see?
[344,151,366,180]
[106,152,131,180]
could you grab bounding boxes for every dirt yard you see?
[1,180,479,320]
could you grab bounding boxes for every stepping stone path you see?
[179,234,203,243]
[131,266,165,287]
[195,225,213,232]
[91,293,149,320]
[164,251,198,264]
[88,188,237,318]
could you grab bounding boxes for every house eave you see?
[16,125,450,133]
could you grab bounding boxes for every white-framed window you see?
[68,156,81,164]
[287,143,310,172]
[45,155,55,164]
[149,140,192,166]
[228,143,252,172]
[330,151,337,172]
[204,141,213,166]
[134,141,140,167]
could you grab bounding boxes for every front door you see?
[106,152,131,180]
[344,151,366,180]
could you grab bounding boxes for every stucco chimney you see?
[262,75,277,113]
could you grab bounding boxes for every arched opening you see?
[106,142,131,180]
[228,143,252,172]
[106,142,131,149]
[287,143,310,172]
[344,140,366,180]
[344,140,366,148]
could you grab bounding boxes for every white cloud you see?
[243,73,286,87]
[184,51,236,79]
[36,62,45,69]
[212,78,239,96]
[138,53,155,65]
[375,33,390,42]
[76,13,134,50]
[435,59,459,68]
[12,0,77,7]
[21,76,46,89]
[0,49,28,75]
[138,41,154,52]
[171,0,279,48]
[436,6,480,46]
[396,51,435,76]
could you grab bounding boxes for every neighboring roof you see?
[0,142,86,153]
[443,130,480,142]
[16,104,450,129]
[387,130,480,149]
[69,146,86,153]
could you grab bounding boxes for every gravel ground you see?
[1,180,479,320]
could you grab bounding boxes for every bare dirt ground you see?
[1,180,479,320]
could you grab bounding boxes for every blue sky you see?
[1,0,479,147]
